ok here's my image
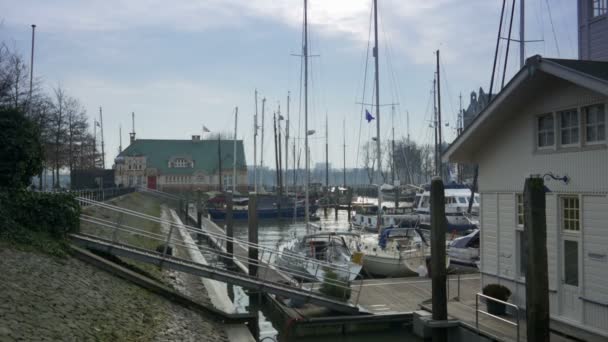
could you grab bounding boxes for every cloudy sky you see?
[1,0,577,169]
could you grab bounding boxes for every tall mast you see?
[304,0,310,227]
[520,0,525,68]
[254,89,258,193]
[391,104,395,186]
[325,113,329,189]
[118,125,122,153]
[278,103,283,193]
[373,0,382,230]
[343,119,346,187]
[260,97,266,189]
[285,92,290,192]
[433,77,439,176]
[436,50,442,180]
[233,106,238,193]
[99,107,105,169]
[218,135,223,191]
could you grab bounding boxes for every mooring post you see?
[226,191,234,266]
[248,192,259,277]
[524,177,550,342]
[430,176,447,342]
[196,190,202,229]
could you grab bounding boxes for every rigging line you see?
[544,0,561,57]
[355,0,374,173]
[501,0,516,90]
[439,59,458,142]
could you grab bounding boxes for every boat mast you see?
[254,89,258,193]
[260,97,266,190]
[436,49,442,180]
[304,0,310,228]
[285,91,290,193]
[433,76,438,177]
[391,104,395,186]
[343,118,346,187]
[233,106,238,193]
[99,107,105,169]
[325,113,329,189]
[373,0,382,231]
[520,0,525,68]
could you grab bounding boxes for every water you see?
[201,206,423,341]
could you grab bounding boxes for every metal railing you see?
[77,197,363,307]
[475,292,520,342]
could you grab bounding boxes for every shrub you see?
[0,190,80,249]
[0,108,43,189]
[319,267,351,301]
[482,284,511,301]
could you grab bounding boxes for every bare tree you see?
[362,142,376,184]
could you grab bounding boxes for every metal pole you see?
[226,191,234,266]
[325,113,328,217]
[261,98,266,190]
[99,107,105,169]
[28,24,36,113]
[304,0,310,228]
[520,0,525,68]
[286,91,290,193]
[254,89,258,193]
[233,106,238,193]
[373,0,382,231]
[343,118,346,187]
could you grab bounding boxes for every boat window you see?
[420,196,430,208]
[458,197,467,204]
[474,195,480,204]
[445,197,457,204]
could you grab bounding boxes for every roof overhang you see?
[443,56,608,164]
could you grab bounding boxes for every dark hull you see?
[208,205,319,220]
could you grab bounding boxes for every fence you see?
[475,292,521,342]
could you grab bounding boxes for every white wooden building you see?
[443,55,608,339]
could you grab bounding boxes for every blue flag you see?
[365,109,375,123]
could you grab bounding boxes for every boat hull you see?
[362,254,422,277]
[208,205,319,220]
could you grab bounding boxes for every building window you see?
[564,240,579,286]
[516,194,524,226]
[174,158,190,168]
[584,104,606,143]
[562,197,580,232]
[537,114,554,147]
[559,109,579,145]
[593,0,608,17]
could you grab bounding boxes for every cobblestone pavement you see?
[0,245,228,342]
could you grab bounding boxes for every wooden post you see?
[196,190,202,229]
[524,177,550,342]
[430,176,447,342]
[226,191,234,265]
[248,192,259,277]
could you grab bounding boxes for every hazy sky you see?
[1,0,577,169]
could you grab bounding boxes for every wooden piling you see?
[226,191,234,265]
[248,193,259,277]
[524,177,550,342]
[430,176,447,342]
[196,190,202,228]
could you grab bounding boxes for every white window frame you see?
[582,103,606,145]
[592,0,608,18]
[515,193,526,279]
[536,113,556,150]
[561,196,581,233]
[558,108,581,147]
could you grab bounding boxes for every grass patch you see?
[0,230,70,257]
[80,192,171,280]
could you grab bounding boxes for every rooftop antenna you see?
[129,112,136,144]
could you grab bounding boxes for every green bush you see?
[319,267,351,301]
[0,190,80,253]
[0,108,43,189]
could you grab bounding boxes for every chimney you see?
[192,135,201,142]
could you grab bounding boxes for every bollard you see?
[226,191,234,266]
[430,176,447,342]
[524,177,550,342]
[248,192,258,277]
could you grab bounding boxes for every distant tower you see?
[578,0,608,61]
[129,112,136,144]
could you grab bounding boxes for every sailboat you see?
[347,0,451,277]
[278,0,363,283]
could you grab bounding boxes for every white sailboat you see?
[278,0,363,283]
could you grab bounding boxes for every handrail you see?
[475,292,520,342]
[78,196,360,280]
[77,197,362,304]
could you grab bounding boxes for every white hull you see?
[362,253,425,277]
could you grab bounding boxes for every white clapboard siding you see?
[481,193,498,274]
[498,194,515,278]
[477,80,608,194]
[583,195,608,302]
[546,194,558,292]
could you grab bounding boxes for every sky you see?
[1,0,577,170]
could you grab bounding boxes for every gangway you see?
[76,197,363,314]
